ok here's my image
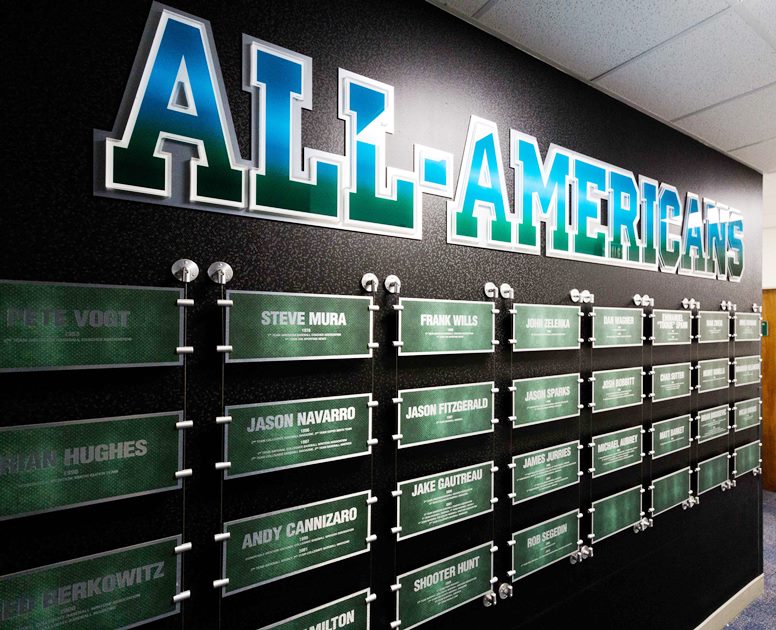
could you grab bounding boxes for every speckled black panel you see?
[0,1,763,630]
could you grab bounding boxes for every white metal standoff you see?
[483,282,498,299]
[172,590,191,603]
[361,273,379,294]
[207,262,233,285]
[384,274,401,294]
[500,283,514,299]
[171,259,199,283]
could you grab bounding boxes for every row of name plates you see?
[0,436,762,630]
[0,280,763,629]
[0,280,762,371]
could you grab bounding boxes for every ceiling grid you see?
[431,0,776,173]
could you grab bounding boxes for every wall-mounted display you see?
[94,5,749,283]
[511,441,580,503]
[510,510,580,581]
[697,311,730,344]
[0,412,183,520]
[396,382,494,448]
[652,362,692,402]
[0,536,181,629]
[734,313,761,342]
[0,280,183,371]
[734,355,761,386]
[733,398,761,432]
[511,304,580,352]
[591,486,643,542]
[225,291,374,362]
[697,405,730,443]
[397,298,494,356]
[651,415,692,459]
[396,462,493,539]
[592,307,642,348]
[651,467,690,516]
[223,394,373,477]
[734,441,761,477]
[261,590,371,630]
[395,543,492,630]
[591,426,643,477]
[697,453,730,495]
[220,491,372,595]
[591,367,643,413]
[652,309,692,346]
[511,373,580,427]
[697,358,730,393]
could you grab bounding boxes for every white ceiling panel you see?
[438,0,489,17]
[740,0,776,47]
[477,0,728,80]
[596,10,776,120]
[675,83,776,151]
[730,137,776,173]
[429,0,776,173]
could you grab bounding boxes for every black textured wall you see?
[0,1,763,629]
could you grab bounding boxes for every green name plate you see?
[735,441,761,477]
[511,510,580,581]
[396,543,492,630]
[397,462,493,539]
[398,298,494,356]
[262,589,371,630]
[697,358,729,393]
[397,382,494,448]
[221,491,371,595]
[226,291,374,362]
[224,394,373,477]
[734,355,761,386]
[734,313,761,342]
[652,309,692,346]
[592,426,643,477]
[733,398,761,431]
[0,536,181,629]
[512,441,580,503]
[0,280,183,371]
[591,367,643,413]
[651,415,691,459]
[698,311,729,344]
[511,373,580,427]
[697,453,730,494]
[592,486,643,542]
[697,404,730,443]
[511,304,580,351]
[652,362,691,402]
[0,412,183,520]
[592,307,643,348]
[651,467,690,516]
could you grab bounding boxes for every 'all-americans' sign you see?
[95,4,745,281]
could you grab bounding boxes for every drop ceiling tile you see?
[476,0,728,80]
[675,83,776,151]
[439,0,490,16]
[596,11,776,120]
[740,0,776,46]
[730,137,776,173]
